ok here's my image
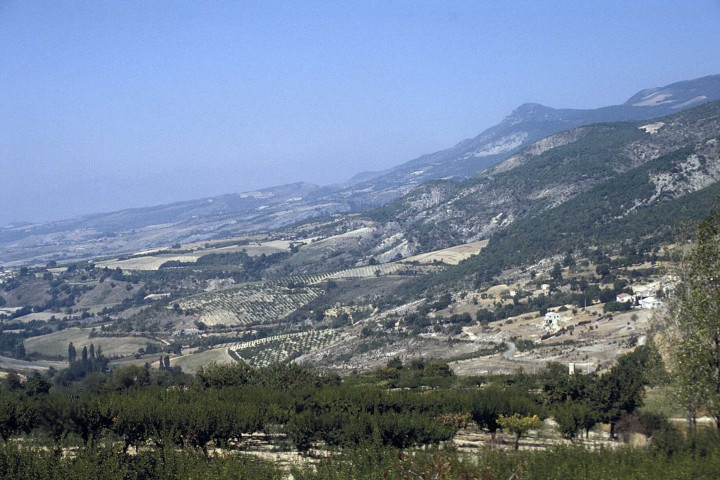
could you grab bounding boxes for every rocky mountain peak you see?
[503,103,557,123]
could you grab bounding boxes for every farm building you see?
[634,287,655,298]
[616,293,633,303]
[545,312,562,328]
[640,297,664,309]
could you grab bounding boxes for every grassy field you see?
[24,328,160,359]
[169,347,235,373]
[108,346,236,373]
[9,312,58,323]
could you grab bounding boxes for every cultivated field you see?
[274,262,409,287]
[229,329,343,366]
[179,285,324,326]
[400,240,488,265]
[96,254,200,271]
[8,312,58,323]
[95,240,291,271]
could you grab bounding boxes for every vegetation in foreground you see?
[0,342,711,479]
[2,431,720,479]
[2,178,720,480]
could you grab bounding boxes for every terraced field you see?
[170,347,235,373]
[274,262,407,287]
[228,329,343,366]
[175,262,408,328]
[95,241,291,271]
[178,285,324,326]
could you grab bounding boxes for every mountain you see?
[345,74,720,190]
[2,74,720,266]
[354,100,720,276]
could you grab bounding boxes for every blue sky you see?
[1,1,719,225]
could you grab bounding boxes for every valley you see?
[4,98,720,379]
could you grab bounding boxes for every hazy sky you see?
[1,1,719,225]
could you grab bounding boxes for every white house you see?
[545,312,562,328]
[616,293,633,303]
[634,288,653,299]
[640,297,664,309]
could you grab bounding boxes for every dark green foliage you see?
[24,373,51,397]
[67,343,76,363]
[468,386,543,436]
[0,443,283,479]
[0,347,679,478]
[0,431,712,478]
[0,391,35,441]
[475,308,494,324]
[591,346,660,437]
[603,301,632,312]
[554,401,597,440]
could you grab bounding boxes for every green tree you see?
[497,413,543,450]
[591,346,658,438]
[664,208,720,430]
[551,262,563,281]
[554,401,596,440]
[25,373,51,396]
[0,393,35,442]
[68,342,77,363]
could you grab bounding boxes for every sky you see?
[1,1,719,225]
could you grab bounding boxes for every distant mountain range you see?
[2,74,720,266]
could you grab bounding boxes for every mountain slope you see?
[360,100,720,267]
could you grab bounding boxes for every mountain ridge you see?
[2,74,720,266]
[352,99,720,271]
